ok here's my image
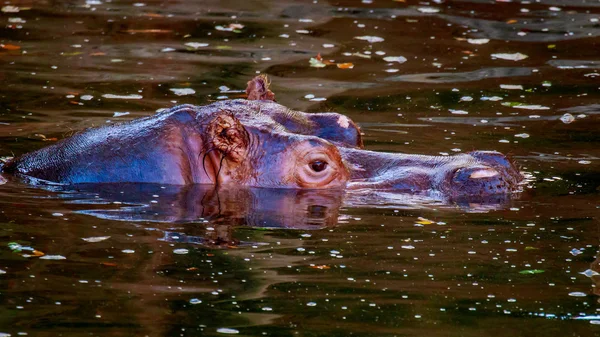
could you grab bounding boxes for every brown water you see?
[1,0,599,336]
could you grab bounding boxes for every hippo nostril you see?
[468,168,500,179]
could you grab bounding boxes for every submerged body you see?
[1,76,522,200]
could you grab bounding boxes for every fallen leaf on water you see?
[383,56,407,64]
[187,267,199,271]
[519,269,544,274]
[354,35,385,43]
[143,13,164,18]
[337,62,354,69]
[352,52,371,59]
[524,246,539,250]
[1,5,20,13]
[506,19,517,24]
[62,52,83,56]
[1,44,21,50]
[491,52,528,61]
[467,38,490,45]
[82,236,111,243]
[216,45,232,50]
[415,217,434,225]
[40,255,66,260]
[310,265,330,270]
[309,54,327,68]
[32,250,45,257]
[216,23,245,33]
[184,42,209,49]
[101,262,118,267]
[123,29,173,34]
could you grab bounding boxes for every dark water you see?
[1,0,599,336]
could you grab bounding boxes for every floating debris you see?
[170,88,196,96]
[217,328,240,334]
[492,53,528,61]
[467,38,489,45]
[102,94,143,100]
[500,84,523,90]
[215,23,244,33]
[113,112,130,117]
[40,255,66,260]
[184,42,209,49]
[417,7,440,14]
[580,269,600,277]
[560,113,575,124]
[337,63,354,69]
[354,36,384,43]
[1,5,21,13]
[383,56,407,64]
[82,236,110,243]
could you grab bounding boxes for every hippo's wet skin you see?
[1,76,522,201]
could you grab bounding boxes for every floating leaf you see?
[352,52,371,59]
[337,63,354,69]
[354,36,384,43]
[501,102,550,110]
[415,217,434,225]
[32,250,45,257]
[417,7,440,14]
[40,255,66,260]
[82,236,111,243]
[184,42,209,49]
[123,29,173,34]
[524,246,538,250]
[491,53,528,61]
[8,242,23,252]
[216,328,239,334]
[1,5,20,13]
[519,269,544,274]
[310,265,331,270]
[170,88,196,96]
[216,45,232,50]
[215,23,244,32]
[309,54,327,68]
[467,38,490,45]
[383,56,407,64]
[0,44,21,50]
[499,84,523,90]
[102,94,143,100]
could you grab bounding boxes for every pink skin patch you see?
[337,115,350,128]
[469,168,499,179]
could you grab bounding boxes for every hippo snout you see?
[449,151,522,197]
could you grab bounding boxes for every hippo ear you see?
[246,74,275,101]
[207,112,249,163]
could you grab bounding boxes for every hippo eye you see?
[310,160,328,172]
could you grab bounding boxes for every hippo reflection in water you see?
[1,75,522,201]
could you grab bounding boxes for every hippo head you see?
[194,102,356,189]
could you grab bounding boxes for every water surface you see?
[1,0,599,336]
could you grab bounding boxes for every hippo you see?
[0,75,522,200]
